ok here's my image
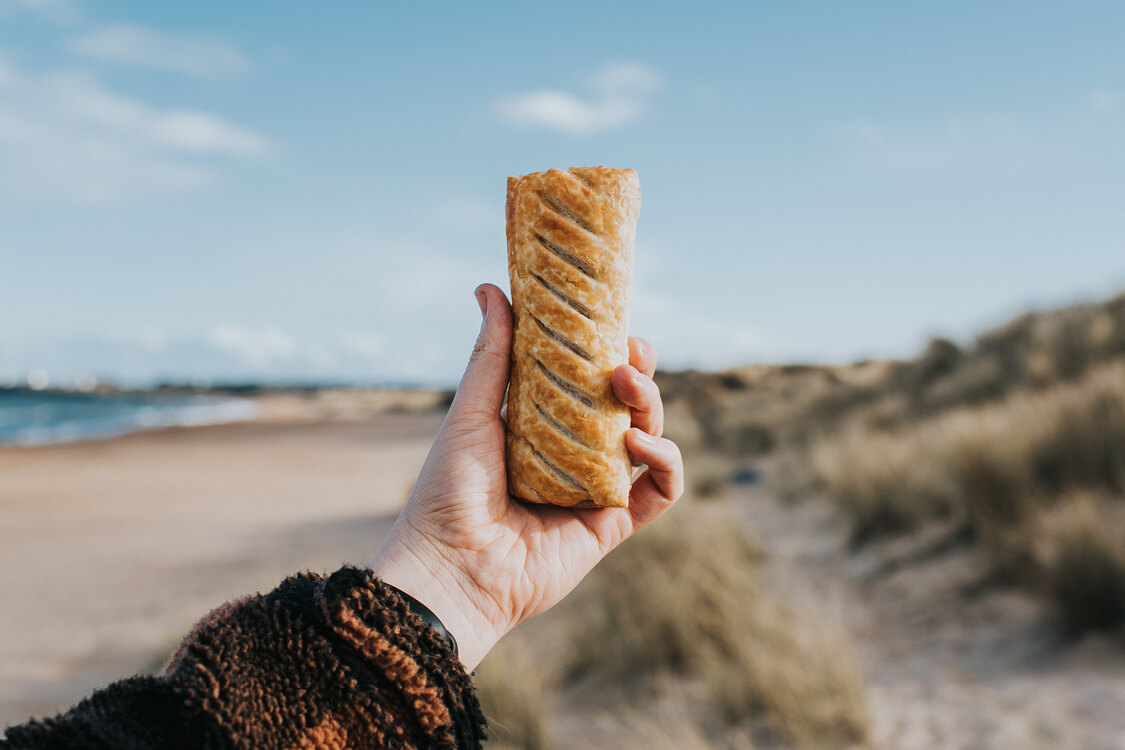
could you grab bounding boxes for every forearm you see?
[2,567,486,749]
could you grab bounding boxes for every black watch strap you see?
[384,583,459,657]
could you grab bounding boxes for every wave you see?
[0,394,259,446]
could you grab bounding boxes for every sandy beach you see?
[0,392,447,729]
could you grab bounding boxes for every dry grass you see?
[807,360,1125,630]
[1029,491,1125,632]
[475,637,559,750]
[684,451,739,501]
[811,429,956,542]
[813,362,1125,534]
[471,369,875,748]
[594,692,758,750]
[563,501,870,748]
[798,293,1125,436]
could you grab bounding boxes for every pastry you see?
[505,166,641,508]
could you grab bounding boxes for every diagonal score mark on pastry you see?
[522,226,604,313]
[505,166,640,508]
[534,359,594,408]
[534,402,587,446]
[533,274,592,319]
[508,436,592,506]
[535,232,598,280]
[523,271,601,357]
[565,167,596,190]
[536,190,597,234]
[533,316,592,361]
[530,446,589,492]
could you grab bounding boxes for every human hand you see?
[367,283,684,669]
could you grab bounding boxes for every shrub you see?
[564,502,870,747]
[1030,492,1125,632]
[810,427,956,542]
[475,637,559,750]
[811,362,1125,548]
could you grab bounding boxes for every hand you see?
[367,283,684,669]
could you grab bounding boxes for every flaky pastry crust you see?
[505,167,641,508]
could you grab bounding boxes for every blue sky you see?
[1,0,1122,387]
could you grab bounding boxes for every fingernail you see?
[475,287,487,317]
[632,429,656,446]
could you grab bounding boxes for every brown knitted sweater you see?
[1,566,487,749]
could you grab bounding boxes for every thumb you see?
[449,283,513,420]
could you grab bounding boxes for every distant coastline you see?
[0,384,458,447]
[0,390,258,447]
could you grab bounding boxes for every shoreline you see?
[0,387,453,449]
[0,400,445,728]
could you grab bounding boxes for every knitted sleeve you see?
[1,566,487,749]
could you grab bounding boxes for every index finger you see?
[628,336,657,378]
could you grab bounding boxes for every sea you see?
[0,391,258,446]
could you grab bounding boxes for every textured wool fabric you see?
[2,566,487,749]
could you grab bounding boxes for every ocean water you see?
[0,391,258,446]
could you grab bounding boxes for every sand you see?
[0,394,446,729]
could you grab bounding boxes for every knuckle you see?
[470,331,489,359]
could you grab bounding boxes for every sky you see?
[0,0,1122,388]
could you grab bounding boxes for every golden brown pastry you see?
[505,166,641,508]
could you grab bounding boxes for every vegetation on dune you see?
[478,500,870,749]
[475,637,559,750]
[480,290,1125,748]
[792,293,1125,633]
[1030,491,1125,632]
[801,293,1125,433]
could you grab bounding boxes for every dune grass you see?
[474,637,559,750]
[474,497,870,748]
[800,293,1125,436]
[562,501,870,748]
[1029,491,1125,632]
[808,360,1125,630]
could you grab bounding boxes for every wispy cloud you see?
[0,53,271,203]
[208,325,297,366]
[337,333,384,359]
[205,327,385,371]
[0,0,78,23]
[495,62,662,135]
[0,323,402,386]
[69,24,251,77]
[102,325,167,351]
[632,289,775,370]
[831,114,1061,174]
[1089,88,1120,113]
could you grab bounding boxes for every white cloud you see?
[831,114,1060,174]
[209,325,297,366]
[70,24,251,77]
[1090,88,1120,112]
[589,62,662,97]
[0,0,78,23]
[103,325,167,351]
[337,333,384,360]
[631,288,775,370]
[496,62,662,135]
[0,55,270,203]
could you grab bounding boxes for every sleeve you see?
[1,566,487,749]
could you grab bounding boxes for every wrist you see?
[366,530,504,670]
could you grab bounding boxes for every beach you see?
[0,391,447,729]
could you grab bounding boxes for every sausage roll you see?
[505,166,641,508]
